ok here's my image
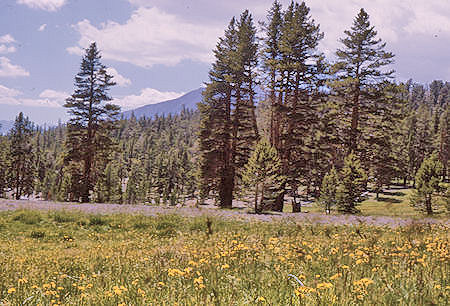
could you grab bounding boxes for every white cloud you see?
[27,89,68,107]
[39,89,68,101]
[38,24,47,32]
[121,0,449,66]
[20,97,62,107]
[106,67,131,87]
[402,1,450,35]
[0,85,67,107]
[68,7,222,67]
[0,84,21,105]
[17,0,66,12]
[113,88,183,110]
[0,85,21,97]
[0,35,16,44]
[0,45,16,54]
[1,86,179,109]
[0,57,30,77]
[0,34,17,55]
[302,0,450,55]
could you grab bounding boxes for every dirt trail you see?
[0,199,447,227]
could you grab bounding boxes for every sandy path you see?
[0,199,447,227]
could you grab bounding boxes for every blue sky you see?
[0,0,449,124]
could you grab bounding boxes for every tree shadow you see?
[376,197,402,203]
[248,210,283,215]
[381,191,406,197]
[388,185,410,190]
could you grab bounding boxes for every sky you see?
[0,0,449,124]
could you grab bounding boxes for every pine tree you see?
[336,153,367,214]
[58,161,82,202]
[8,112,36,200]
[261,1,325,211]
[94,161,122,203]
[443,183,450,213]
[318,167,339,214]
[438,106,449,181]
[405,112,420,184]
[332,8,394,154]
[410,153,443,215]
[415,105,434,180]
[41,170,58,201]
[429,80,445,106]
[242,139,284,213]
[261,1,283,145]
[198,10,259,208]
[125,159,144,204]
[64,42,120,202]
[0,136,10,198]
[366,82,407,198]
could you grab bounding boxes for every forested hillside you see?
[0,2,448,216]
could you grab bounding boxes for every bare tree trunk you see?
[349,87,360,154]
[254,183,259,213]
[426,195,433,215]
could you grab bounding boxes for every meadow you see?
[0,208,448,305]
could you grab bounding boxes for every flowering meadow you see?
[0,209,448,305]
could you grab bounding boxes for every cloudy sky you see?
[0,0,449,123]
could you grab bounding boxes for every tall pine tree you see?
[331,8,394,154]
[261,1,325,211]
[198,11,259,208]
[64,42,120,202]
[8,112,36,200]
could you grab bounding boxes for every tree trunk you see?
[426,195,432,215]
[292,193,301,213]
[254,183,259,214]
[219,171,233,208]
[218,91,234,209]
[349,84,360,154]
[82,154,92,203]
[249,78,259,141]
[15,187,20,200]
[270,72,276,145]
[272,190,285,212]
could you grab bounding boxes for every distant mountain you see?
[122,88,203,119]
[0,120,13,135]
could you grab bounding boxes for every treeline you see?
[0,110,197,204]
[0,1,448,215]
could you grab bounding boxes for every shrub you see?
[49,210,77,223]
[89,215,108,226]
[12,210,42,225]
[30,231,45,239]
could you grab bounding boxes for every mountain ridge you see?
[121,88,203,119]
[0,120,13,135]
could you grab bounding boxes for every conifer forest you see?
[1,3,447,216]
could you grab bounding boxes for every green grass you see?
[359,188,418,216]
[0,209,448,305]
[283,187,447,218]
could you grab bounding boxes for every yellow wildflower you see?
[317,282,333,290]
